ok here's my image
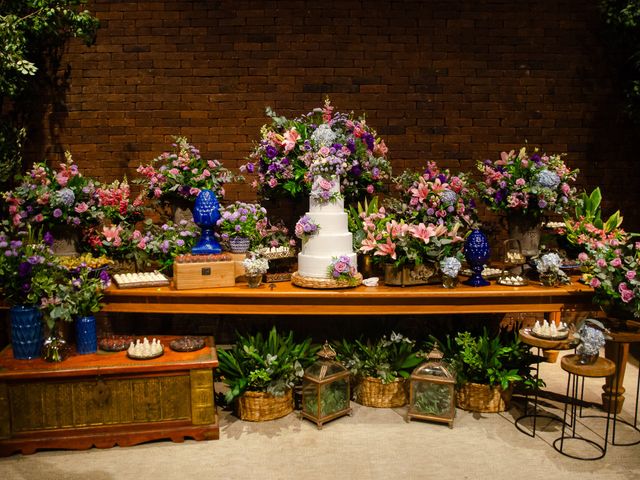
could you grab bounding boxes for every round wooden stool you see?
[515,328,573,438]
[553,354,616,460]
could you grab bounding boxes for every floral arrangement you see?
[310,173,341,204]
[94,177,146,224]
[0,223,62,306]
[326,255,358,284]
[334,332,422,384]
[581,238,640,318]
[141,219,200,272]
[3,152,100,229]
[216,202,267,247]
[359,207,465,268]
[135,136,242,203]
[392,162,476,229]
[257,220,296,250]
[476,145,579,217]
[242,252,270,276]
[241,98,392,201]
[440,256,462,278]
[295,214,320,240]
[84,222,151,265]
[572,319,610,357]
[535,252,570,284]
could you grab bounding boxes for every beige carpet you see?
[1,352,639,480]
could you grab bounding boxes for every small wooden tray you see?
[113,272,170,289]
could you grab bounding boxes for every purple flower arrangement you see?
[295,215,320,240]
[476,145,578,217]
[216,202,267,248]
[242,98,392,201]
[327,255,358,284]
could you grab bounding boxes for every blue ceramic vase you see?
[464,228,491,287]
[10,305,43,359]
[75,315,97,354]
[191,189,222,255]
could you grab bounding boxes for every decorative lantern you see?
[407,349,456,428]
[301,342,352,429]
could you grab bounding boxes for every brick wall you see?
[31,0,639,230]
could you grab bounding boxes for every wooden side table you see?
[553,354,616,460]
[0,336,219,456]
[515,328,573,437]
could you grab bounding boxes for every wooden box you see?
[0,336,219,456]
[229,253,246,281]
[173,259,235,290]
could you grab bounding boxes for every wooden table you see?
[103,277,595,320]
[0,336,219,456]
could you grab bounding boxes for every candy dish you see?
[170,336,206,352]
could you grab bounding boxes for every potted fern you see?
[434,328,537,413]
[217,327,317,421]
[335,332,422,408]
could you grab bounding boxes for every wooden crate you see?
[229,253,246,281]
[173,260,235,290]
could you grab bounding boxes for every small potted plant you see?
[335,332,422,408]
[571,318,611,365]
[242,252,269,288]
[534,252,570,286]
[217,327,317,421]
[216,201,267,253]
[440,256,462,288]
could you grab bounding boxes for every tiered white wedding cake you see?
[297,176,356,278]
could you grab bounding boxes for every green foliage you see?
[433,328,542,391]
[335,332,423,384]
[413,384,452,416]
[303,381,349,417]
[348,196,380,250]
[600,1,640,122]
[217,327,318,404]
[571,188,623,232]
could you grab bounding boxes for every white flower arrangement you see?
[440,256,462,278]
[242,253,269,276]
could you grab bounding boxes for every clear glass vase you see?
[442,275,459,289]
[246,274,263,288]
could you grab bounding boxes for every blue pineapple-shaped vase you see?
[191,189,222,254]
[464,228,491,287]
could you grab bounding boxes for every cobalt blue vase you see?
[191,189,222,255]
[75,315,97,354]
[464,228,491,287]
[10,305,43,359]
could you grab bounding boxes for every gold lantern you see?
[301,342,352,429]
[407,349,456,428]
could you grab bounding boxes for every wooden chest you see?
[172,259,235,289]
[0,336,219,456]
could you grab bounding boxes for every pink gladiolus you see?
[373,140,388,156]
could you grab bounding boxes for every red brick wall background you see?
[31,0,640,230]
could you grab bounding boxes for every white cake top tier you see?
[309,175,344,212]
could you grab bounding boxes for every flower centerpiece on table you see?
[140,219,200,273]
[535,252,570,286]
[257,220,296,250]
[241,98,392,202]
[216,202,267,250]
[580,237,640,318]
[94,177,146,224]
[327,255,359,285]
[135,136,242,203]
[440,256,462,279]
[84,222,151,270]
[3,152,100,229]
[242,252,270,277]
[476,145,579,218]
[295,215,320,241]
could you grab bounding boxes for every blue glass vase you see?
[191,189,222,255]
[10,305,43,359]
[75,315,97,354]
[464,228,491,287]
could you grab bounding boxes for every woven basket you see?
[455,382,512,413]
[354,377,408,408]
[291,271,363,289]
[236,389,294,421]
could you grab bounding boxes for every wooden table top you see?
[102,277,595,316]
[0,336,218,380]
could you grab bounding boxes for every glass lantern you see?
[301,342,352,429]
[407,352,456,428]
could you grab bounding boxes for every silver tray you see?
[127,349,164,360]
[529,329,569,340]
[496,278,529,287]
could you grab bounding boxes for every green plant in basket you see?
[217,327,318,404]
[335,332,423,384]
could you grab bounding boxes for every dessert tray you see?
[460,267,502,279]
[497,275,528,286]
[169,336,206,352]
[529,320,570,340]
[126,337,164,360]
[98,335,135,352]
[113,271,170,289]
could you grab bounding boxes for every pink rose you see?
[618,282,629,293]
[366,184,375,194]
[597,258,607,268]
[334,261,348,273]
[515,178,525,186]
[621,289,634,303]
[268,178,278,188]
[74,202,88,213]
[153,188,163,198]
[626,270,636,281]
[590,278,601,288]
[578,252,589,263]
[319,178,332,191]
[561,183,570,194]
[610,258,622,268]
[34,214,44,222]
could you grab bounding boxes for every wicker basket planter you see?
[354,377,408,408]
[235,389,294,421]
[455,382,513,413]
